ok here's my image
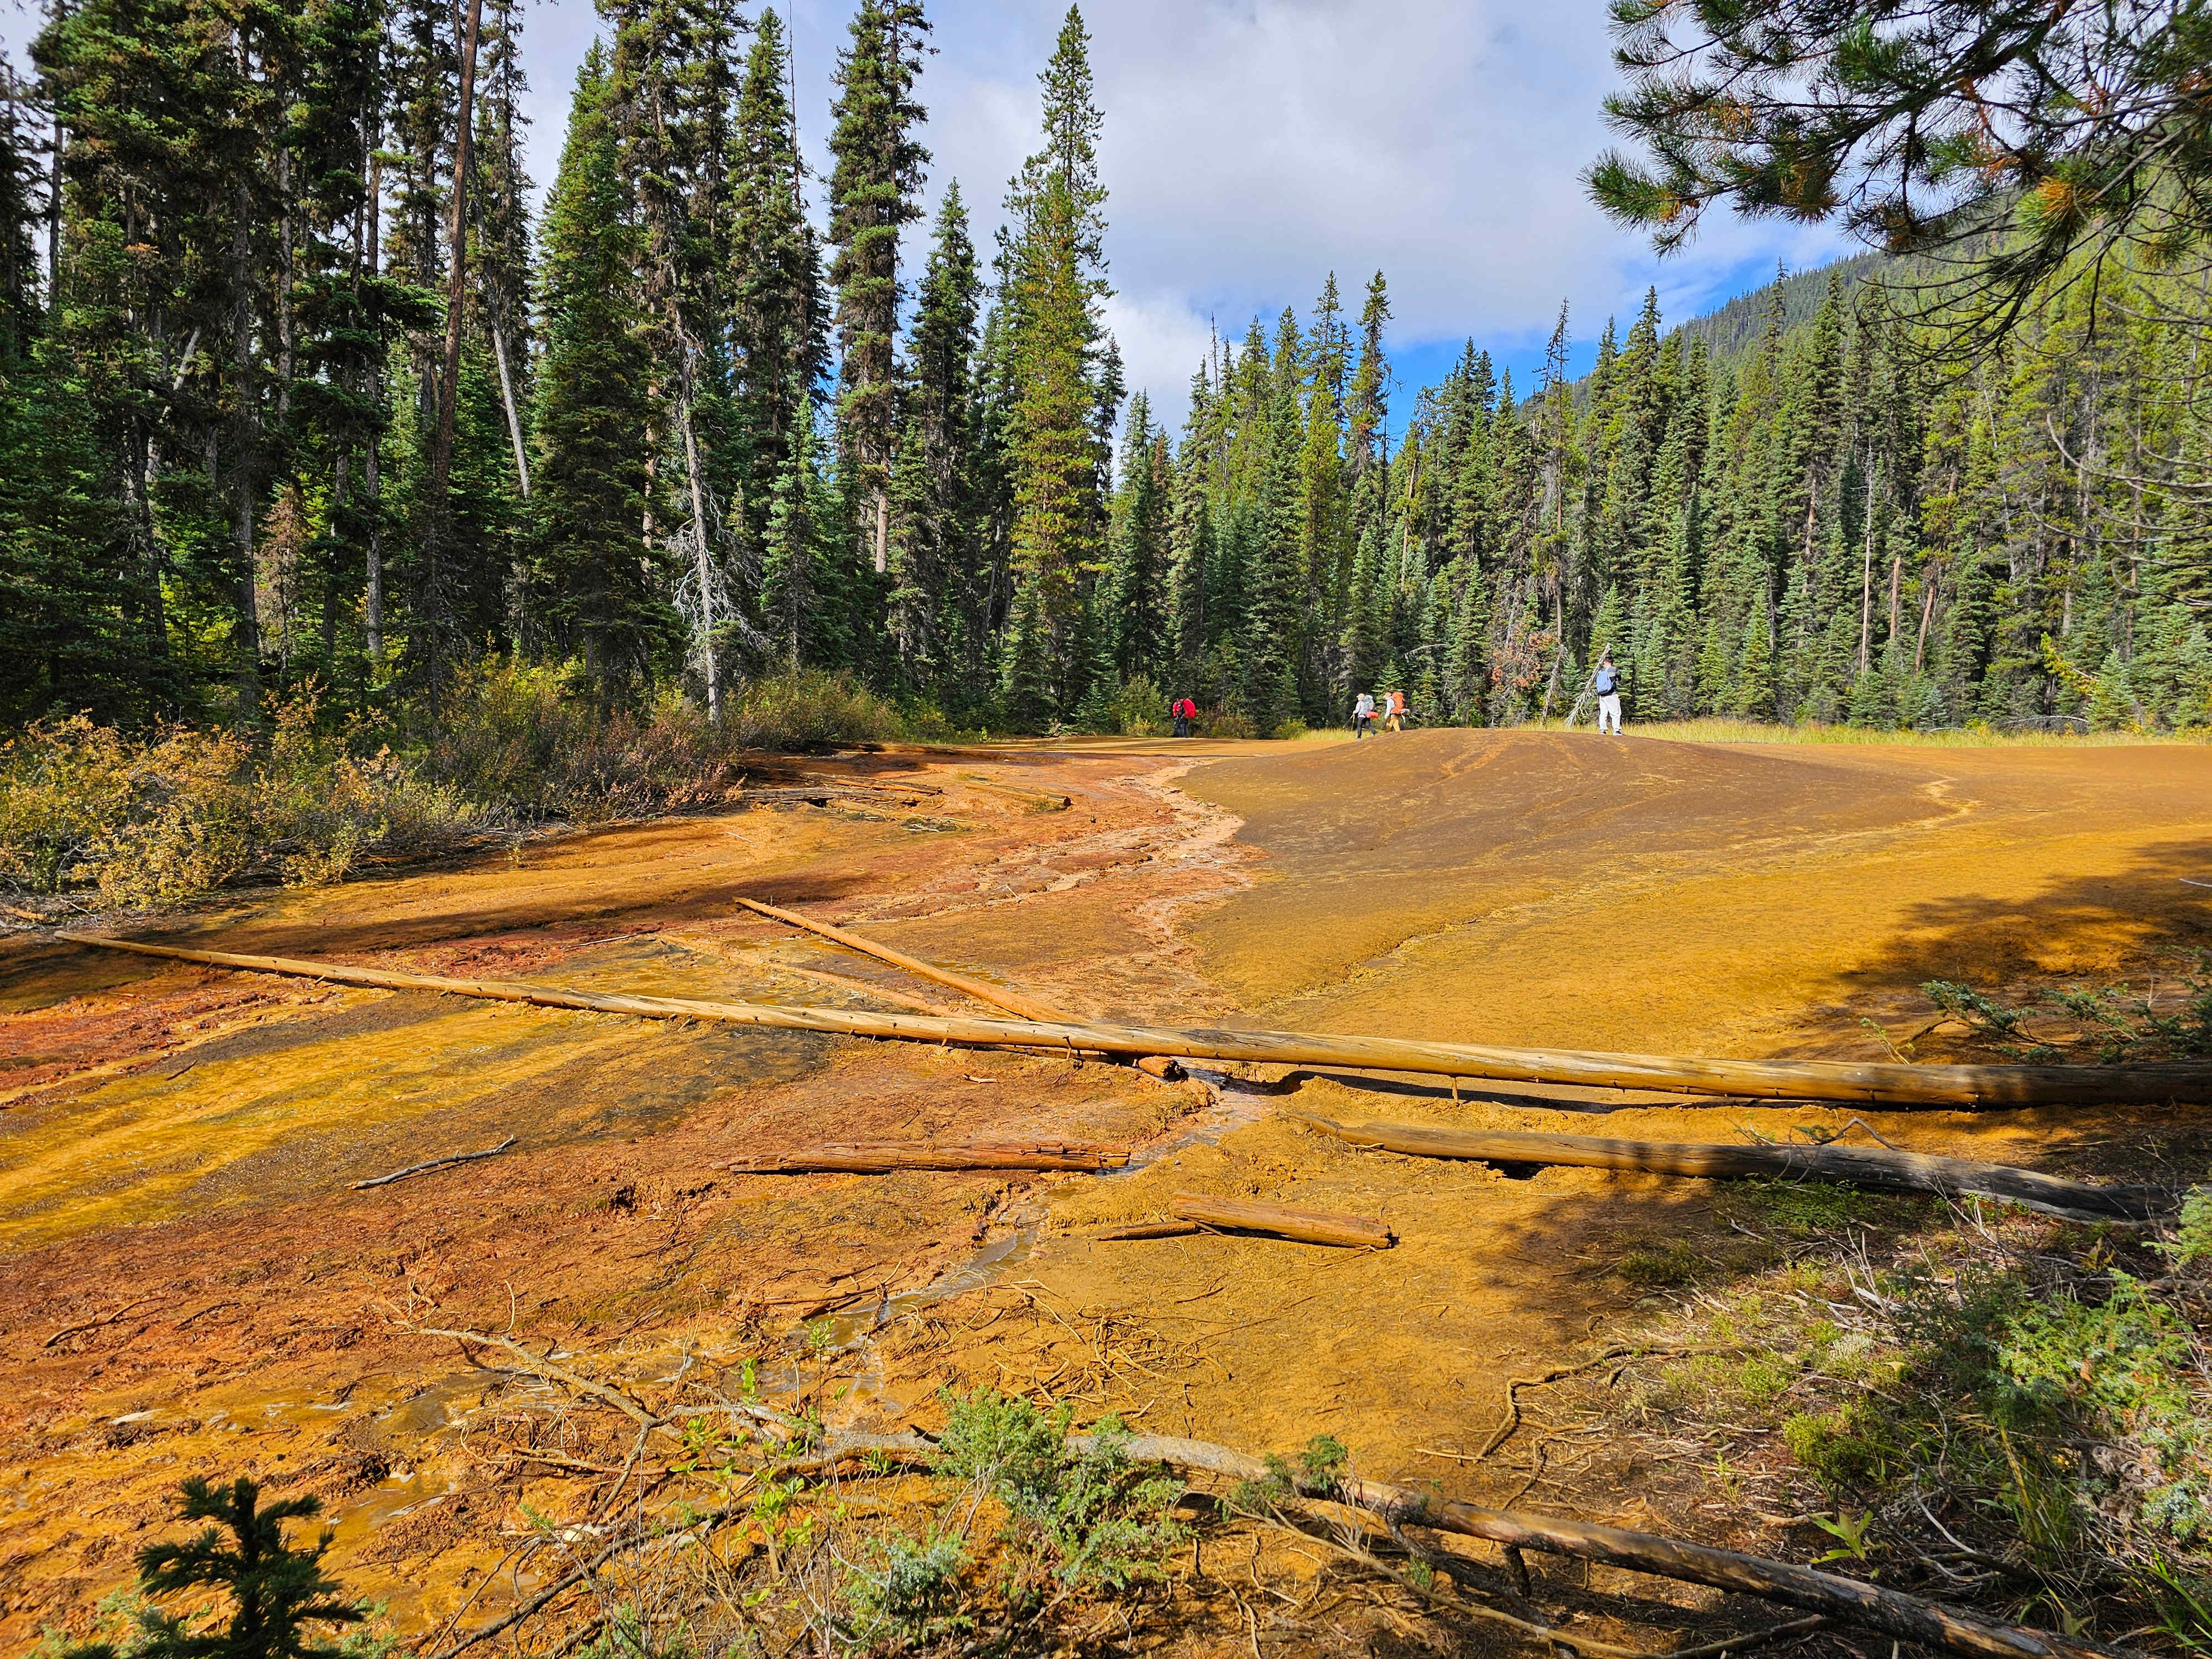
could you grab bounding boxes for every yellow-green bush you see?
[0,716,138,893]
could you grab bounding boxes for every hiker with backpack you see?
[1594,651,1623,735]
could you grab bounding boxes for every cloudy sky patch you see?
[1,0,1856,425]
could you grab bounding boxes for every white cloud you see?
[2,0,1854,435]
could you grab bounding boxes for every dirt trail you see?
[3,732,2209,1646]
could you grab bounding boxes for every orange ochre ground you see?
[4,730,2211,1647]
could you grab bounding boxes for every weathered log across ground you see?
[1103,1433,2130,1659]
[724,1139,1129,1173]
[57,933,2212,1109]
[1290,1114,2179,1222]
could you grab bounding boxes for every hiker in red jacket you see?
[1172,697,1196,738]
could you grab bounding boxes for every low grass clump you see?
[1616,1187,2212,1648]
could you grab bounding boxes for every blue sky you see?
[1,0,1856,429]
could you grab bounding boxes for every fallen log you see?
[738,786,924,807]
[795,772,942,796]
[352,1135,517,1191]
[1095,1433,2127,1659]
[1288,1113,2176,1222]
[726,1140,1129,1173]
[1097,1220,1205,1240]
[58,933,2212,1108]
[734,897,1070,1022]
[1172,1194,1394,1249]
[761,959,955,1015]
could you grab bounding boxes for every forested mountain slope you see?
[0,1,2204,740]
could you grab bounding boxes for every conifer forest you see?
[6,0,2212,745]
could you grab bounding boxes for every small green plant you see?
[1228,1434,1355,1517]
[1728,1178,1864,1234]
[1809,1509,1878,1564]
[1785,1406,1890,1490]
[2161,1187,2212,1270]
[1737,1354,1796,1407]
[59,1475,365,1659]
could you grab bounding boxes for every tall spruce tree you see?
[997,4,1111,722]
[827,0,929,585]
[884,182,980,693]
[527,43,666,703]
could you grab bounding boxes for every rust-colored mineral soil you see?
[4,731,2210,1646]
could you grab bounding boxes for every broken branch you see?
[351,1136,517,1191]
[735,897,1070,1022]
[1087,1433,2128,1659]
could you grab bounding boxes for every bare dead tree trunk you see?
[231,172,260,705]
[423,0,486,696]
[679,350,718,721]
[491,322,530,498]
[364,151,385,666]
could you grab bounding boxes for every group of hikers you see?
[1162,650,1624,740]
[1350,687,1408,738]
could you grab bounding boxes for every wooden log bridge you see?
[726,1140,1128,1173]
[1288,1113,2177,1222]
[57,932,2212,1109]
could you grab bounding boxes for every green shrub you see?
[0,716,137,891]
[933,1388,1182,1597]
[848,1533,971,1647]
[2000,1275,2212,1542]
[723,667,906,752]
[2161,1187,2212,1270]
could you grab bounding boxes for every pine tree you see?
[884,182,979,693]
[526,43,668,703]
[63,1476,364,1659]
[828,0,929,582]
[1348,271,1390,479]
[1108,392,1167,680]
[761,392,839,668]
[998,4,1110,720]
[730,8,827,560]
